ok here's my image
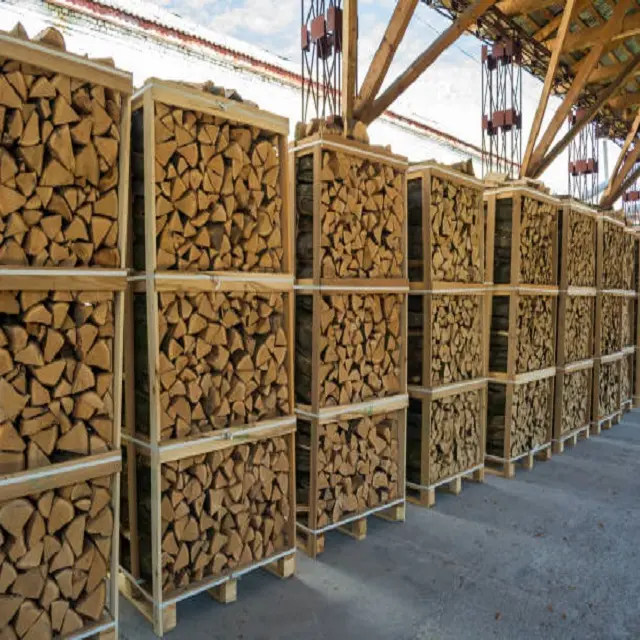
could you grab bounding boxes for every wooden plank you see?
[341,0,359,127]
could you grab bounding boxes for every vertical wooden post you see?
[342,0,358,132]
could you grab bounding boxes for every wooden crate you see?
[406,381,486,507]
[557,292,595,367]
[592,354,622,432]
[130,79,292,275]
[484,187,559,287]
[0,274,125,474]
[295,288,407,413]
[295,398,406,557]
[407,163,484,288]
[595,293,623,357]
[488,287,558,378]
[292,132,408,286]
[597,213,626,290]
[621,348,634,412]
[557,199,597,291]
[622,227,637,293]
[120,426,296,636]
[0,452,121,639]
[553,361,593,454]
[621,294,636,350]
[407,287,486,388]
[486,371,554,478]
[0,27,133,270]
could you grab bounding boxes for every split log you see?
[136,436,291,593]
[407,391,482,486]
[560,370,590,436]
[0,38,122,267]
[297,414,399,528]
[296,294,403,406]
[602,221,625,290]
[134,291,289,441]
[598,361,619,417]
[563,296,594,363]
[0,290,114,473]
[519,197,556,285]
[566,212,595,287]
[0,475,113,636]
[295,150,405,279]
[132,102,284,272]
[600,295,621,356]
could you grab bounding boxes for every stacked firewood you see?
[408,390,482,485]
[621,356,632,402]
[430,295,483,385]
[564,296,594,363]
[296,294,402,406]
[566,213,596,287]
[0,29,122,268]
[515,296,555,373]
[561,370,590,435]
[137,436,291,593]
[297,414,399,527]
[295,152,405,279]
[622,232,635,292]
[602,221,625,289]
[600,295,621,355]
[0,290,115,473]
[0,475,114,637]
[621,298,634,348]
[134,291,289,440]
[132,101,284,272]
[519,197,555,285]
[598,361,619,417]
[429,175,482,283]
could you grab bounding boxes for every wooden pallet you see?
[406,465,484,508]
[119,548,295,636]
[552,424,590,454]
[485,443,552,479]
[296,500,405,558]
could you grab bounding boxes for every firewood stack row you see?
[0,25,132,639]
[406,163,486,495]
[486,188,558,466]
[121,79,295,624]
[293,131,408,539]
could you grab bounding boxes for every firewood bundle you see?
[430,295,483,385]
[561,370,589,435]
[0,35,123,268]
[602,222,624,289]
[408,391,481,485]
[510,379,550,457]
[515,296,554,373]
[622,232,635,291]
[139,437,291,593]
[564,296,594,362]
[621,298,634,348]
[519,197,556,285]
[429,175,482,283]
[295,151,405,279]
[135,291,289,440]
[0,290,114,473]
[297,414,399,528]
[566,213,595,287]
[598,361,619,417]
[600,295,621,355]
[139,101,284,272]
[621,356,632,402]
[296,294,402,406]
[0,476,113,637]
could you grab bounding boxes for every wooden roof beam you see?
[528,52,640,178]
[533,0,592,43]
[358,0,498,125]
[609,90,640,110]
[354,0,419,119]
[496,0,560,17]
[601,153,640,208]
[602,113,640,201]
[342,0,359,129]
[521,0,578,176]
[588,59,640,85]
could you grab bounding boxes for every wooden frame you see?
[131,79,292,276]
[295,397,407,558]
[291,132,409,287]
[484,187,560,287]
[406,381,486,506]
[592,353,623,429]
[119,426,296,637]
[407,162,485,289]
[553,360,593,452]
[408,287,487,388]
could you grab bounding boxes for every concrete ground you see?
[120,411,640,640]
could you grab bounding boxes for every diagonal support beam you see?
[359,0,498,125]
[521,0,577,176]
[342,0,359,129]
[533,0,591,43]
[354,0,419,120]
[496,0,560,16]
[525,0,630,177]
[604,109,640,197]
[601,158,640,209]
[528,53,640,179]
